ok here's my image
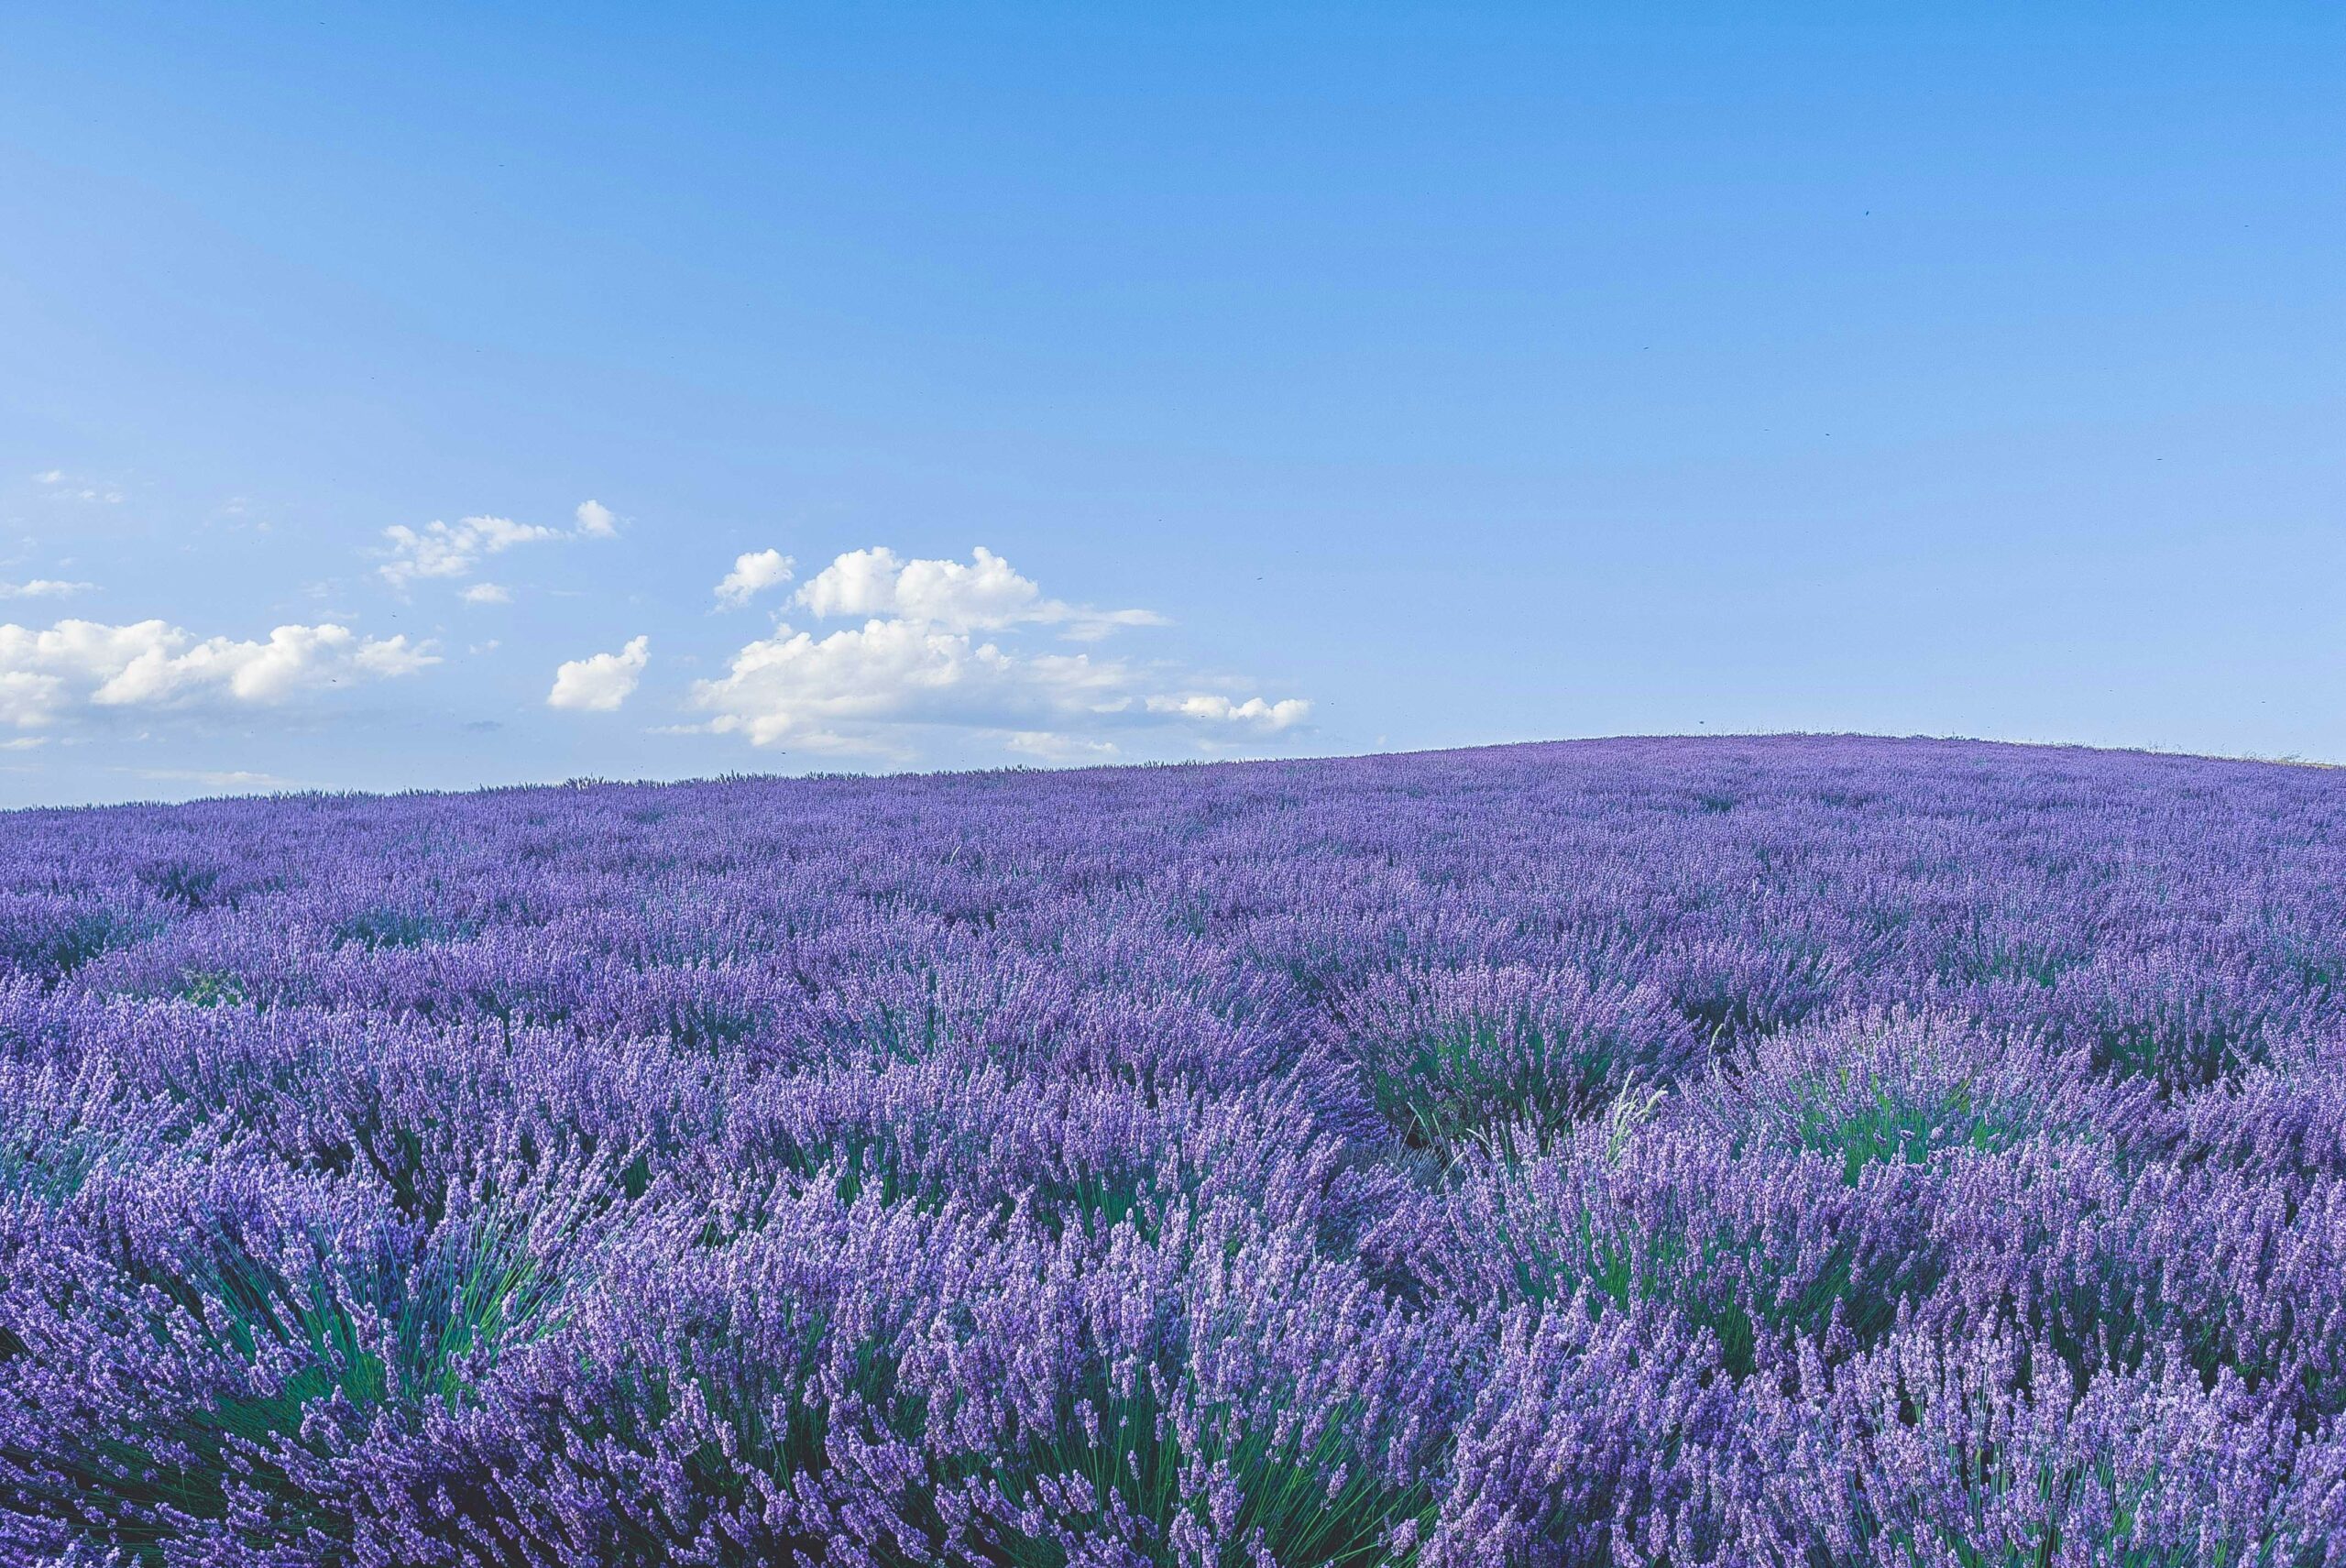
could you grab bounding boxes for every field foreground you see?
[6,735,2346,1564]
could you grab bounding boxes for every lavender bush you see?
[5,734,2346,1564]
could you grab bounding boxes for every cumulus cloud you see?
[692,620,1124,751]
[1144,694,1311,729]
[714,549,795,609]
[0,619,438,730]
[547,635,650,712]
[692,545,1304,758]
[378,501,619,592]
[0,579,95,599]
[795,545,1165,640]
[461,582,512,605]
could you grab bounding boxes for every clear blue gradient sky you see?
[2,4,2339,804]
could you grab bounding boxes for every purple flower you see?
[3,735,2344,1563]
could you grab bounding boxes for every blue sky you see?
[2,4,2339,804]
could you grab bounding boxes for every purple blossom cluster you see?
[5,734,2346,1564]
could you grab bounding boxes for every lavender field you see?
[6,735,2346,1565]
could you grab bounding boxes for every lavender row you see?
[4,736,2346,1563]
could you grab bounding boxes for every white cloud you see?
[0,579,95,599]
[1143,694,1311,729]
[121,767,297,793]
[795,545,1166,640]
[378,501,619,592]
[461,582,512,605]
[692,620,1125,751]
[692,546,1303,758]
[1005,731,1123,763]
[31,470,124,504]
[547,635,650,712]
[715,548,795,609]
[0,619,438,729]
[379,516,562,591]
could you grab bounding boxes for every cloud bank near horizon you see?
[0,478,1309,784]
[687,545,1303,759]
